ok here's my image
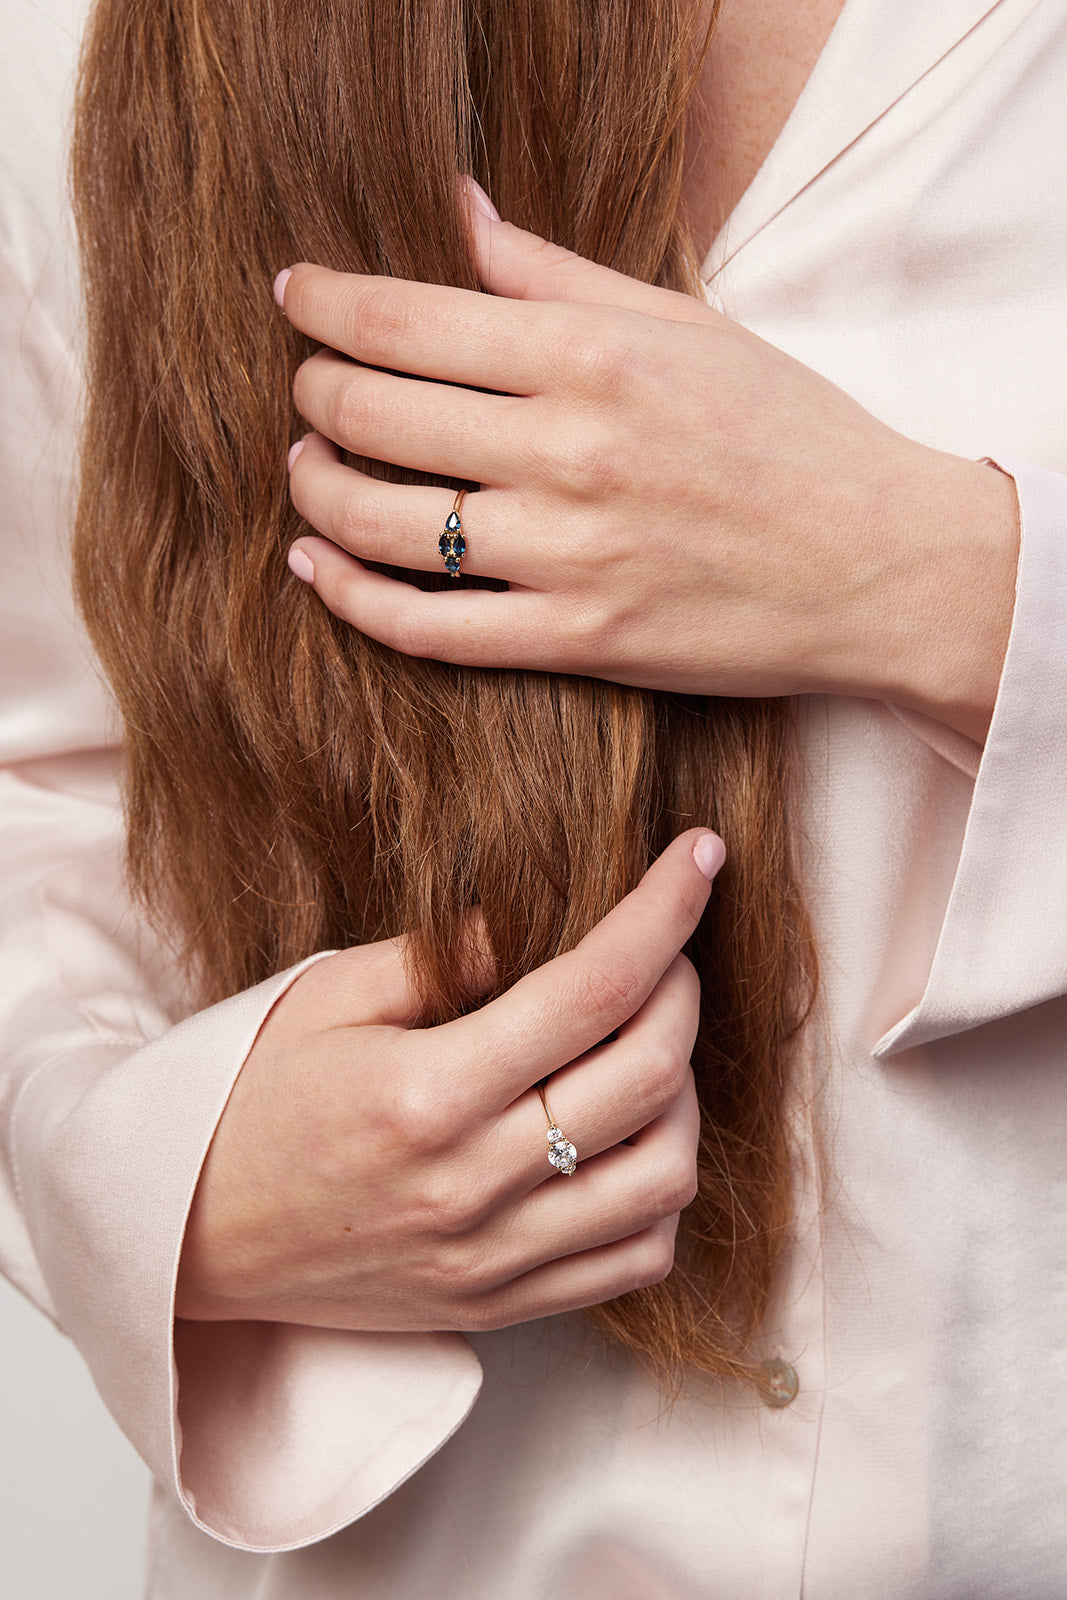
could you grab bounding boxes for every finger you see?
[464,1215,681,1330]
[286,534,562,666]
[490,952,702,1188]
[430,829,725,1110]
[279,263,559,394]
[476,1058,701,1286]
[287,438,544,585]
[460,179,713,327]
[291,348,526,485]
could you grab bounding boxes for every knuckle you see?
[450,1242,507,1298]
[331,369,371,442]
[346,280,416,355]
[417,1181,486,1240]
[331,486,367,549]
[632,1227,677,1289]
[550,427,626,499]
[526,232,582,276]
[559,318,631,401]
[331,484,389,555]
[558,597,624,673]
[655,1152,700,1215]
[579,950,644,1023]
[416,1251,473,1315]
[635,1046,691,1113]
[389,1073,460,1159]
[504,234,591,301]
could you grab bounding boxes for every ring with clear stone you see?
[537,1083,578,1176]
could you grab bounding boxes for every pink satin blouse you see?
[3,1,1067,1595]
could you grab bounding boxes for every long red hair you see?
[71,0,814,1389]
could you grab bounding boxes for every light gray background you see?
[0,1272,150,1599]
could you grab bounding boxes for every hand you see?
[276,185,1018,742]
[176,830,724,1333]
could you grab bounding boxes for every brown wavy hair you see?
[71,0,814,1390]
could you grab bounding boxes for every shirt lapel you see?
[704,0,1005,275]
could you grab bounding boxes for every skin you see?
[280,229,1016,742]
[178,0,1019,1328]
[687,0,853,250]
[178,832,721,1326]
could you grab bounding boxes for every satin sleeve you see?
[1,0,481,1554]
[0,754,481,1551]
[876,457,1067,1055]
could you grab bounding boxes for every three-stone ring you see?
[538,1083,578,1176]
[439,488,468,578]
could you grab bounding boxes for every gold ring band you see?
[538,1083,578,1176]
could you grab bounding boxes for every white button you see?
[759,1357,799,1408]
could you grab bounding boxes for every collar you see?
[703,0,1005,275]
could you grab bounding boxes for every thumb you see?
[458,175,706,323]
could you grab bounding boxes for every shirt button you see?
[759,1357,799,1408]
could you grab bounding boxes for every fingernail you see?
[288,547,315,583]
[461,175,501,223]
[692,833,726,881]
[273,268,293,308]
[287,439,306,471]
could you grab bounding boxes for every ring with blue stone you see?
[439,488,468,578]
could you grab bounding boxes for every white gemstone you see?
[547,1139,577,1172]
[546,1127,564,1142]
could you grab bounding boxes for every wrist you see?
[852,445,1020,743]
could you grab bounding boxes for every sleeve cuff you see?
[14,958,482,1550]
[875,457,1067,1055]
[173,1320,482,1550]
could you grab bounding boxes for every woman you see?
[3,0,1066,1595]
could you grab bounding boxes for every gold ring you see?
[538,1083,578,1176]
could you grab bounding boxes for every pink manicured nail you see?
[273,268,293,308]
[287,439,306,471]
[288,547,315,583]
[462,176,501,223]
[692,833,726,881]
